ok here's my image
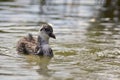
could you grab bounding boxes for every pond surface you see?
[0,0,120,80]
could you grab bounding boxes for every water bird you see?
[16,24,56,58]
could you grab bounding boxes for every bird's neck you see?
[38,32,49,45]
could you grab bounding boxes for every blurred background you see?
[0,0,120,80]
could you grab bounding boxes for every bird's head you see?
[39,23,56,40]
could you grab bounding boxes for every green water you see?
[0,0,120,80]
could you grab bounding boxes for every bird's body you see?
[16,24,55,58]
[17,34,37,55]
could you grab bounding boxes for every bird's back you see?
[16,34,37,55]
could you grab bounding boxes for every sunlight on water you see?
[0,0,120,80]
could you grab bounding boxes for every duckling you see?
[16,24,56,58]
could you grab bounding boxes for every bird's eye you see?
[45,28,50,31]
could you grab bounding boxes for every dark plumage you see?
[16,24,56,58]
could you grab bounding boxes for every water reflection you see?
[0,0,120,80]
[99,0,120,22]
[86,20,120,57]
[39,0,46,13]
[25,55,51,76]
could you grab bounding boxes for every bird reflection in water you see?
[26,55,52,76]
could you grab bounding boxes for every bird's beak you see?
[49,33,56,39]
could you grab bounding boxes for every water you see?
[0,0,120,80]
